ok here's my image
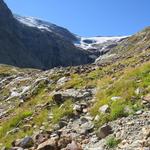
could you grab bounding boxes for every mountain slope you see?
[15,15,77,42]
[96,27,150,64]
[0,0,93,70]
[0,26,150,149]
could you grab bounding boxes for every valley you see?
[0,0,150,150]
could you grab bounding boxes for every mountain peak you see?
[0,0,13,18]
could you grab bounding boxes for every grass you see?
[33,109,49,127]
[63,74,86,89]
[0,111,32,139]
[0,86,52,148]
[0,46,150,148]
[91,61,150,127]
[110,100,128,120]
[51,99,73,124]
[106,136,120,148]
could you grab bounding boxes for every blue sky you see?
[5,0,150,36]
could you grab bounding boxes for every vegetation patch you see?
[91,62,150,127]
[106,136,121,148]
[51,99,73,124]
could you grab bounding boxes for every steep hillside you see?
[0,0,93,70]
[0,27,149,149]
[96,27,150,64]
[15,15,77,42]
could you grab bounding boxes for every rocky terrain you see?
[0,1,150,150]
[0,25,150,149]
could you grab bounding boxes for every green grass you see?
[0,111,32,139]
[63,74,86,89]
[51,99,73,124]
[0,87,52,148]
[33,109,49,126]
[91,62,150,127]
[110,100,128,120]
[106,136,121,148]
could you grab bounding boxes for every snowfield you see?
[74,36,128,50]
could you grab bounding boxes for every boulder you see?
[10,147,24,150]
[143,94,150,103]
[73,104,82,113]
[57,77,70,86]
[80,122,94,135]
[33,133,50,144]
[142,127,150,138]
[98,104,110,113]
[52,93,63,105]
[37,139,57,150]
[96,124,113,139]
[59,121,68,129]
[65,141,83,150]
[13,136,34,148]
[58,137,72,149]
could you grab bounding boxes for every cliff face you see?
[0,0,93,70]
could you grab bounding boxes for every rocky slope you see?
[0,0,93,70]
[0,26,150,149]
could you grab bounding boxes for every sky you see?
[5,0,150,37]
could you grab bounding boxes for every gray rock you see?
[59,121,68,129]
[9,147,24,150]
[80,122,94,134]
[37,139,57,150]
[17,136,34,148]
[73,104,82,113]
[57,77,70,86]
[135,110,143,115]
[94,115,100,122]
[6,128,20,135]
[111,96,122,101]
[96,124,113,139]
[135,87,143,95]
[66,141,82,150]
[98,104,110,113]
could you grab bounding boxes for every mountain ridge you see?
[0,0,93,70]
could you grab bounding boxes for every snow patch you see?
[15,15,53,32]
